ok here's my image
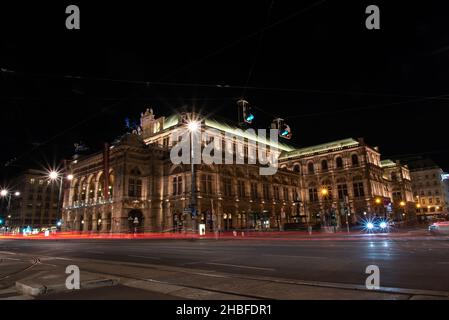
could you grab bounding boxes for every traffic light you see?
[271,118,292,139]
[237,99,255,124]
[279,123,292,139]
[244,108,254,124]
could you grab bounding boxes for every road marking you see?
[128,255,161,260]
[51,257,72,261]
[262,254,327,259]
[205,262,275,271]
[1,257,21,261]
[0,251,17,255]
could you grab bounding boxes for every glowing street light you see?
[375,198,381,205]
[49,171,59,180]
[400,201,406,207]
[67,174,74,181]
[320,188,328,196]
[0,189,8,197]
[14,191,20,197]
[187,120,200,132]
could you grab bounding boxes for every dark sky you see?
[1,1,449,181]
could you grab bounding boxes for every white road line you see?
[205,262,275,271]
[1,257,21,261]
[0,251,17,255]
[262,254,327,259]
[128,255,161,260]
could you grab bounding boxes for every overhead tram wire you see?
[158,0,328,82]
[2,99,127,168]
[5,68,449,102]
[241,0,275,99]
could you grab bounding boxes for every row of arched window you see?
[71,172,115,204]
[290,154,360,174]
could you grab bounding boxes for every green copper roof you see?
[204,118,295,152]
[280,138,359,159]
[380,159,396,168]
[163,114,180,130]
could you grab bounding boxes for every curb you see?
[15,277,119,297]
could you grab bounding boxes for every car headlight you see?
[379,222,387,229]
[367,222,374,230]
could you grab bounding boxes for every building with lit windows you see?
[6,169,60,229]
[60,109,416,233]
[408,158,449,221]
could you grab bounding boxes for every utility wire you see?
[159,0,327,81]
[241,0,275,98]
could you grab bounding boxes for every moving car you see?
[429,221,449,235]
[365,217,391,233]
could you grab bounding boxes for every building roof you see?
[204,118,296,152]
[279,138,360,160]
[380,159,397,168]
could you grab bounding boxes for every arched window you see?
[72,180,79,203]
[108,172,114,198]
[308,182,318,202]
[336,157,343,169]
[293,164,301,173]
[321,160,328,171]
[352,176,365,198]
[391,172,398,182]
[129,167,142,198]
[80,179,87,201]
[88,177,95,201]
[351,154,359,167]
[97,173,104,199]
[307,162,315,174]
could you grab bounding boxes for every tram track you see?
[0,256,41,281]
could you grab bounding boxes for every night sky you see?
[1,1,449,182]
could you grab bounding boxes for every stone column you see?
[92,212,98,232]
[83,212,89,232]
[101,211,109,233]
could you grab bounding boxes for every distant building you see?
[408,158,449,220]
[380,160,415,221]
[7,169,61,229]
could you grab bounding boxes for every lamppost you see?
[187,119,200,233]
[320,187,329,229]
[49,170,73,227]
[400,201,406,221]
[1,189,21,230]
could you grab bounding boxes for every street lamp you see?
[400,201,406,221]
[49,170,59,181]
[0,189,20,230]
[187,119,200,232]
[48,170,73,227]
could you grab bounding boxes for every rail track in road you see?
[0,256,41,281]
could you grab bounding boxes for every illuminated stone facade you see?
[61,109,416,233]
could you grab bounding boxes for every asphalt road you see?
[1,233,449,293]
